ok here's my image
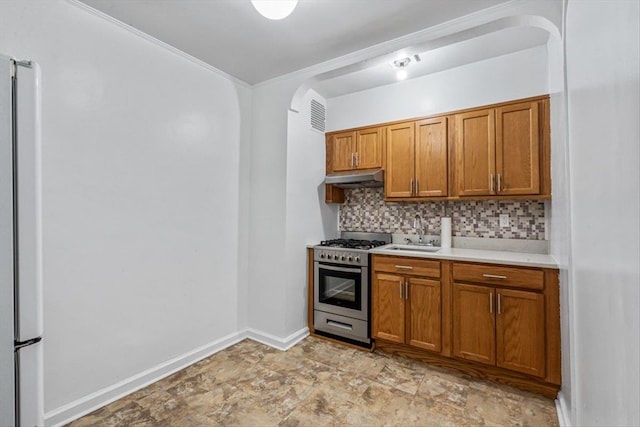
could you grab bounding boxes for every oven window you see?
[318,265,361,311]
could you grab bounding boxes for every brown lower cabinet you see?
[452,283,496,365]
[374,273,442,352]
[372,256,442,352]
[372,255,560,398]
[452,283,545,378]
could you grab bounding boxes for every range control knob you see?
[347,256,353,262]
[340,255,345,261]
[327,254,333,260]
[320,253,325,259]
[355,256,361,263]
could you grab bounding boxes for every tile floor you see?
[68,336,559,426]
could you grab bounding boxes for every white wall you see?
[0,0,249,419]
[237,89,253,332]
[565,0,640,425]
[326,45,549,131]
[247,75,339,342]
[247,81,294,339]
[285,90,339,334]
[547,31,575,422]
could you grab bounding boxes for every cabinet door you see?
[415,117,448,197]
[373,273,405,344]
[385,122,415,198]
[452,283,495,365]
[496,289,545,377]
[496,101,540,195]
[454,109,495,196]
[407,277,442,352]
[356,127,383,170]
[330,131,356,172]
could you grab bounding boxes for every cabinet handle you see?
[394,265,413,270]
[351,153,355,167]
[497,174,502,192]
[497,293,502,314]
[399,280,403,299]
[482,274,507,280]
[489,292,493,313]
[415,179,419,195]
[405,279,409,300]
[355,152,359,166]
[410,178,414,196]
[490,174,494,192]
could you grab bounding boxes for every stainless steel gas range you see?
[313,231,391,347]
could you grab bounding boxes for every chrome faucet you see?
[413,214,424,243]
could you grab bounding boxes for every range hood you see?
[324,169,384,188]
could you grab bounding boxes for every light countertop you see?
[370,245,558,269]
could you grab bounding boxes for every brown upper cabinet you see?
[385,122,414,198]
[386,117,448,199]
[324,95,550,203]
[327,126,383,172]
[454,100,542,197]
[329,131,356,172]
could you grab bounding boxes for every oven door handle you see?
[327,320,354,331]
[318,264,362,274]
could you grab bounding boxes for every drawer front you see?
[452,262,544,290]
[373,255,441,278]
[314,310,370,343]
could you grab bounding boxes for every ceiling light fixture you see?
[251,0,298,20]
[393,57,411,80]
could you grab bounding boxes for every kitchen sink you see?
[384,244,441,253]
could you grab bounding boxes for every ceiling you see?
[78,0,514,85]
[315,25,550,98]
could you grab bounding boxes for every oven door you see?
[314,262,368,320]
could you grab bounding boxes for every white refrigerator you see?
[0,54,44,426]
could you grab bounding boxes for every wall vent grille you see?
[310,99,326,132]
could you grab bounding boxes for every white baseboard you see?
[556,391,572,427]
[245,327,310,351]
[44,326,310,426]
[44,330,247,427]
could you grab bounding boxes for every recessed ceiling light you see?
[251,0,298,20]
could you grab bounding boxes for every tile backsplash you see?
[339,188,546,240]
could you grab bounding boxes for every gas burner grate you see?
[319,239,388,250]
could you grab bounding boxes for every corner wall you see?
[564,1,640,425]
[247,80,295,339]
[547,30,575,424]
[248,74,340,342]
[0,0,249,420]
[285,89,339,335]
